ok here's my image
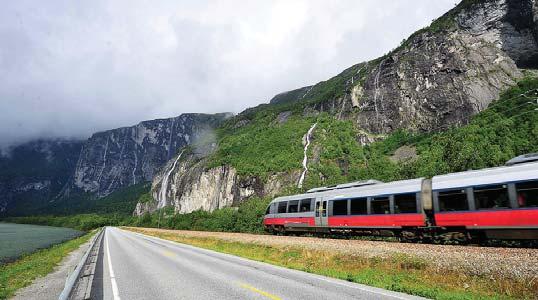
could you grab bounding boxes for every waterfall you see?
[302,86,314,99]
[297,123,317,189]
[96,138,109,185]
[132,145,138,185]
[167,118,176,160]
[158,150,185,208]
[373,60,385,126]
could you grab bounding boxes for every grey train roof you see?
[269,178,423,204]
[432,161,538,190]
[269,157,538,205]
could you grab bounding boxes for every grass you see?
[0,230,94,299]
[125,227,537,300]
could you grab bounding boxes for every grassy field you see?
[126,227,537,300]
[0,230,94,299]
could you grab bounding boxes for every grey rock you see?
[276,111,292,124]
[135,150,299,215]
[0,139,83,215]
[71,113,228,198]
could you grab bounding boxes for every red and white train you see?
[263,154,538,242]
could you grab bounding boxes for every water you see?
[298,123,317,188]
[0,223,82,264]
[158,149,185,208]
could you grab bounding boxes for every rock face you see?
[134,150,299,215]
[272,0,535,135]
[0,139,83,215]
[70,113,228,198]
[455,0,538,68]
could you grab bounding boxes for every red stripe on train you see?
[328,214,425,227]
[435,209,538,227]
[263,217,316,226]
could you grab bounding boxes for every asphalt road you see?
[91,227,425,300]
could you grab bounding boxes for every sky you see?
[0,0,458,149]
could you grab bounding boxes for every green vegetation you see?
[6,183,150,217]
[128,228,537,300]
[3,214,131,231]
[4,196,270,234]
[211,76,538,192]
[0,231,94,299]
[210,115,314,177]
[134,196,271,234]
[306,76,538,187]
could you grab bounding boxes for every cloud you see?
[0,0,458,148]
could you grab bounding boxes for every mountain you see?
[0,139,84,215]
[135,0,538,215]
[0,113,228,216]
[67,113,229,198]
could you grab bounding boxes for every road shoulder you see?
[10,236,93,300]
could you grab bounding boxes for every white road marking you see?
[106,228,121,300]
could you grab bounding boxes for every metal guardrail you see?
[58,227,104,300]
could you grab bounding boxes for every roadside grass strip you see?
[0,231,94,299]
[125,227,537,300]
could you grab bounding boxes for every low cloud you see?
[0,0,457,148]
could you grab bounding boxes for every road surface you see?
[91,227,424,300]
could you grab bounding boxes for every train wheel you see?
[399,230,418,243]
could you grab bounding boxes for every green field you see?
[0,223,81,264]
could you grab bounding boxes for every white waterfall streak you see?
[97,138,109,185]
[373,60,385,124]
[302,86,314,99]
[338,98,346,119]
[167,118,175,160]
[298,123,317,189]
[132,146,138,185]
[158,150,184,208]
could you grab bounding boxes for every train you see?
[263,154,538,243]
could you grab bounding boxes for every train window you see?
[516,180,538,207]
[474,185,509,209]
[438,189,468,212]
[322,201,327,217]
[299,199,312,212]
[315,201,320,217]
[277,201,287,213]
[265,205,271,214]
[350,198,367,215]
[332,200,348,216]
[288,200,299,213]
[394,193,417,213]
[371,197,390,214]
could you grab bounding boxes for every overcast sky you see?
[0,0,458,149]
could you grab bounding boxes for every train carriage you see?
[263,154,538,242]
[431,160,538,240]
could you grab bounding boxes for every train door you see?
[315,199,328,227]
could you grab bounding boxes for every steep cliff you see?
[69,113,228,198]
[135,149,298,215]
[281,0,537,134]
[0,139,83,215]
[135,0,538,215]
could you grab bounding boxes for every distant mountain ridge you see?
[0,113,228,216]
[0,139,83,215]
